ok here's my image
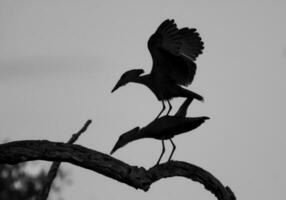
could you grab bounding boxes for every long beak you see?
[110,127,140,155]
[110,144,119,155]
[110,138,124,155]
[111,80,122,93]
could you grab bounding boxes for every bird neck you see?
[122,129,146,146]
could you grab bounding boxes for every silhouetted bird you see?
[110,98,209,165]
[111,19,205,118]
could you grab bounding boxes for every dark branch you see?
[38,120,92,200]
[0,140,235,200]
[67,120,92,144]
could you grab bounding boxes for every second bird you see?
[112,19,205,118]
[110,98,209,165]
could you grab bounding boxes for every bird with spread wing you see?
[112,19,204,118]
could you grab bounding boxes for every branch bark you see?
[38,120,92,200]
[0,140,235,200]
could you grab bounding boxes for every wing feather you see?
[178,28,204,61]
[148,19,182,56]
[148,19,204,86]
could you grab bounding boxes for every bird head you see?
[111,69,144,93]
[110,127,140,155]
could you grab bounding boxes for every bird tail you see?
[175,98,194,117]
[183,89,204,102]
[192,92,204,102]
[202,116,210,120]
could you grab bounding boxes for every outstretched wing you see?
[179,27,204,61]
[148,19,182,60]
[148,19,204,86]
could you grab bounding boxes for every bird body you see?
[111,115,209,152]
[112,19,205,118]
[110,97,209,164]
[110,115,209,164]
[130,73,202,101]
[140,116,209,140]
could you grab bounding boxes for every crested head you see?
[110,127,140,155]
[111,69,144,93]
[121,69,145,80]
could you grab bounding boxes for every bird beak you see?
[110,140,123,155]
[110,127,140,155]
[111,80,123,93]
[110,145,118,155]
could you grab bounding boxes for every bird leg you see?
[156,140,165,165]
[168,139,176,162]
[155,101,166,119]
[166,100,172,116]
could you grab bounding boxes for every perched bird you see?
[112,19,205,118]
[110,98,209,165]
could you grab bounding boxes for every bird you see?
[110,97,209,165]
[111,19,205,119]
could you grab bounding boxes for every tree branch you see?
[0,140,235,200]
[38,120,92,200]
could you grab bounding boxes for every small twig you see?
[37,120,92,200]
[68,120,92,144]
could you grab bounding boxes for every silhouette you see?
[110,98,209,165]
[112,19,204,118]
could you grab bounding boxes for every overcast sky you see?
[1,1,286,200]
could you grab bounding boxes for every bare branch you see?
[38,120,92,200]
[68,120,92,144]
[0,140,235,200]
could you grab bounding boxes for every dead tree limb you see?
[38,120,92,200]
[0,140,235,200]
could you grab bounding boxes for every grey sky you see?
[1,1,286,199]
